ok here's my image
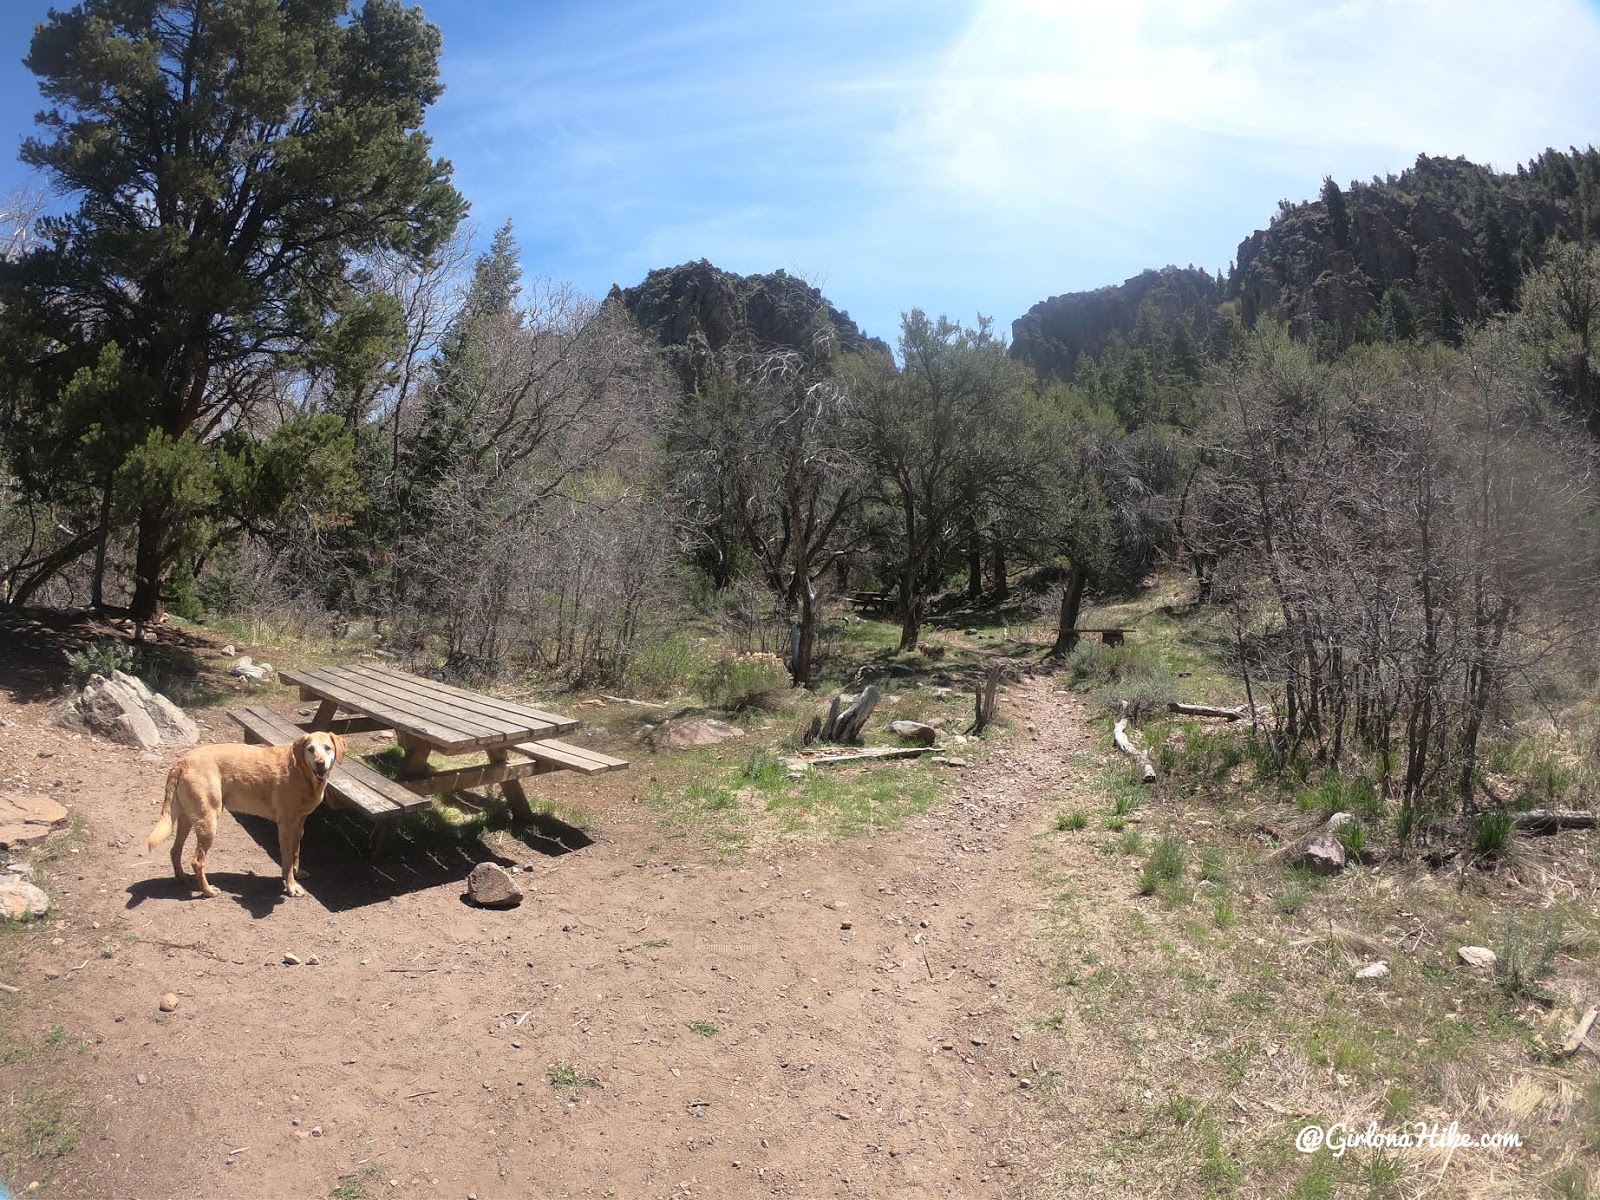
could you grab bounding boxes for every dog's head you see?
[294,731,347,784]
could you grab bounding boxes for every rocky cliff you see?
[610,260,890,388]
[1012,148,1599,380]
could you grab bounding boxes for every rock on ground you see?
[888,720,938,746]
[0,876,50,921]
[1297,830,1347,875]
[0,793,70,848]
[466,863,524,909]
[652,718,745,749]
[72,671,197,750]
[111,671,198,747]
[1354,960,1390,980]
[1458,945,1497,970]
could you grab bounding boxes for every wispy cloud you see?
[6,0,1589,343]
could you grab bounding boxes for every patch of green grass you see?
[329,1164,383,1200]
[0,1083,82,1177]
[1116,829,1145,856]
[1056,809,1089,831]
[1496,910,1563,1000]
[1472,808,1515,857]
[1137,835,1187,896]
[642,938,670,949]
[546,1059,598,1091]
[687,1020,718,1037]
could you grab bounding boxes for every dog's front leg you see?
[277,814,310,897]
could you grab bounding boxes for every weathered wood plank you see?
[354,664,579,734]
[340,663,572,741]
[280,667,482,748]
[511,739,629,776]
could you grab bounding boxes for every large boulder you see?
[73,671,197,750]
[111,671,198,747]
[75,674,162,749]
[0,794,70,849]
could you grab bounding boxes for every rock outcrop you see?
[610,260,890,389]
[72,671,199,751]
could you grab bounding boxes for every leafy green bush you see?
[697,651,791,710]
[65,638,136,686]
[1063,642,1176,720]
[626,633,705,698]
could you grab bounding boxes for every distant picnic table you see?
[227,663,626,853]
[846,589,897,614]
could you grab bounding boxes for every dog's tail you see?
[145,766,180,853]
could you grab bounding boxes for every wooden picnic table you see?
[228,662,626,852]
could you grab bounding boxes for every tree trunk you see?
[5,526,102,607]
[130,506,168,627]
[792,581,818,688]
[896,569,922,652]
[90,480,114,610]
[1049,562,1089,657]
[991,541,1008,602]
[966,533,983,602]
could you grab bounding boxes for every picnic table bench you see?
[847,590,897,614]
[226,662,626,853]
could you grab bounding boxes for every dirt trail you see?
[1,673,1117,1199]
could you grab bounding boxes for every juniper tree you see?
[2,0,463,620]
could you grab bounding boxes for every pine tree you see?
[3,0,464,621]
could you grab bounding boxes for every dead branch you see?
[1114,707,1157,784]
[1167,701,1247,722]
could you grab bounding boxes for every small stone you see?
[49,937,63,946]
[1458,946,1497,970]
[1019,1078,1033,1089]
[282,952,301,966]
[510,1040,522,1049]
[971,1037,987,1046]
[310,1126,322,1137]
[0,877,50,921]
[136,1073,147,1085]
[1354,961,1390,980]
[1298,830,1347,876]
[465,863,524,909]
[1324,811,1358,830]
[306,954,319,966]
[840,922,853,931]
[42,968,60,980]
[159,992,178,1012]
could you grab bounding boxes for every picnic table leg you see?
[368,813,400,857]
[310,699,340,728]
[489,747,538,824]
[398,735,433,778]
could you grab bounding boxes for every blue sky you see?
[3,0,1600,343]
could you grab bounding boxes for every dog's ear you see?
[291,732,314,775]
[332,733,348,764]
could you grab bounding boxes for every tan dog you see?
[146,732,347,898]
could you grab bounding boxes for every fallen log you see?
[1559,1007,1597,1058]
[1167,701,1247,722]
[785,746,935,770]
[1513,809,1596,834]
[1113,714,1157,784]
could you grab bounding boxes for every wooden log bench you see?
[227,705,431,854]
